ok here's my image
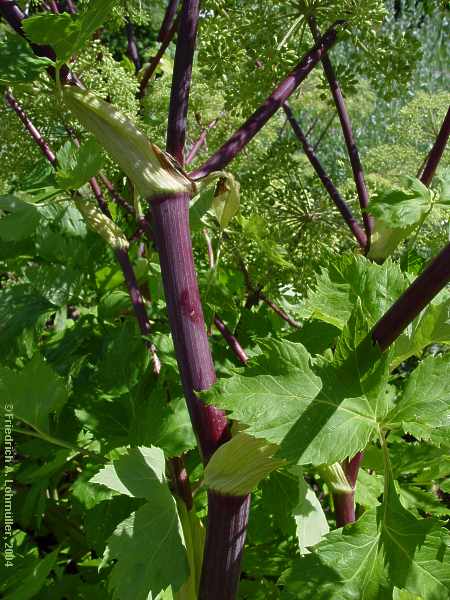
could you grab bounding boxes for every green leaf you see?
[0,33,53,83]
[97,319,150,394]
[23,0,111,63]
[369,177,432,228]
[207,306,391,466]
[392,290,450,366]
[22,13,81,63]
[84,496,143,554]
[0,195,41,241]
[212,173,240,229]
[91,447,189,599]
[281,510,388,599]
[107,502,188,600]
[293,469,330,555]
[204,339,322,460]
[260,469,300,535]
[282,485,450,599]
[204,432,286,495]
[0,354,68,434]
[3,550,58,600]
[302,255,406,330]
[367,178,433,261]
[355,468,384,508]
[56,138,104,190]
[90,446,166,499]
[385,354,450,446]
[130,388,196,458]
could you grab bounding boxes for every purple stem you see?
[169,455,193,510]
[372,242,450,352]
[333,452,363,527]
[259,291,301,329]
[158,0,180,42]
[213,315,249,365]
[138,16,179,99]
[99,174,136,216]
[165,0,199,163]
[126,19,141,72]
[419,105,450,187]
[65,0,76,14]
[190,23,343,180]
[309,17,372,248]
[151,193,228,459]
[4,90,57,165]
[313,112,336,152]
[199,493,251,600]
[185,117,219,165]
[334,493,356,528]
[283,103,367,250]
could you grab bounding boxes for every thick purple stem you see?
[126,19,141,72]
[158,0,180,42]
[283,103,367,250]
[309,17,372,248]
[138,16,179,99]
[373,243,450,351]
[199,492,251,600]
[151,193,228,458]
[190,23,342,180]
[419,105,450,187]
[5,90,57,165]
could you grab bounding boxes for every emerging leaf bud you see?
[75,198,129,250]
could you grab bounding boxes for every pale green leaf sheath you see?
[62,87,195,199]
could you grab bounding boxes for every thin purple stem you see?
[185,117,219,165]
[313,112,336,152]
[213,315,249,364]
[99,174,136,216]
[138,16,179,99]
[190,23,343,180]
[169,455,193,510]
[259,291,302,329]
[372,242,450,352]
[283,103,367,250]
[309,17,372,248]
[158,0,180,42]
[126,19,141,72]
[4,90,57,166]
[419,105,450,187]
